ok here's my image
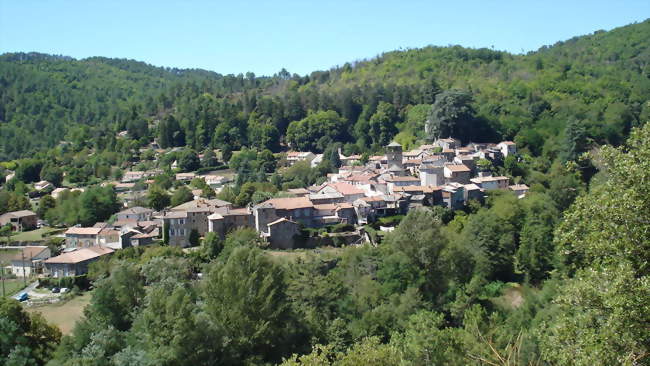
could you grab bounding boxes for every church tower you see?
[386,141,403,171]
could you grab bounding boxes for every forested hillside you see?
[1,19,649,160]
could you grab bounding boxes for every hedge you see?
[39,275,90,290]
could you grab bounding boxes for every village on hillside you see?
[1,137,527,283]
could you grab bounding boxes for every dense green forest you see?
[1,19,649,366]
[1,20,649,161]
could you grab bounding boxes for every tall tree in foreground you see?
[203,246,304,364]
[538,123,650,365]
[0,297,61,365]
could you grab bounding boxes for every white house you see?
[497,141,517,157]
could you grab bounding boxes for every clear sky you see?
[1,1,648,76]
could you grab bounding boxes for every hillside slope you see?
[0,19,649,160]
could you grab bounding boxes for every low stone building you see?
[254,197,315,233]
[443,164,471,184]
[470,176,510,190]
[65,227,102,248]
[0,210,37,232]
[208,207,255,238]
[44,246,114,278]
[263,218,300,249]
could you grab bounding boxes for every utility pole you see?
[1,266,5,297]
[21,250,26,287]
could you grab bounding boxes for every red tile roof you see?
[263,197,314,210]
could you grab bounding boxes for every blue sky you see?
[1,1,648,76]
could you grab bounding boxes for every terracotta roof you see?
[344,173,378,182]
[314,204,337,211]
[324,182,365,196]
[445,164,471,172]
[12,246,48,261]
[65,227,102,236]
[394,185,443,194]
[223,207,251,216]
[118,206,153,215]
[287,188,310,195]
[362,196,386,202]
[2,210,36,218]
[98,228,120,236]
[171,198,231,211]
[464,183,483,191]
[471,176,509,183]
[500,141,516,145]
[132,228,159,239]
[384,176,420,182]
[262,197,313,210]
[45,246,113,264]
[403,149,423,156]
[112,219,139,227]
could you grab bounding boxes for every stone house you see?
[65,227,102,248]
[470,176,510,190]
[509,184,530,198]
[0,210,37,232]
[263,218,300,249]
[116,206,154,222]
[497,141,517,157]
[254,197,314,234]
[463,183,485,203]
[44,246,114,278]
[208,207,255,238]
[384,176,421,193]
[286,151,316,166]
[442,183,465,210]
[434,138,461,150]
[443,164,471,184]
[419,163,445,186]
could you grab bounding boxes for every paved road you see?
[11,280,38,297]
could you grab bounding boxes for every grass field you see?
[0,227,62,243]
[2,278,28,297]
[27,292,92,334]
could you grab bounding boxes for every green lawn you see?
[2,278,27,297]
[27,292,92,334]
[0,227,62,243]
